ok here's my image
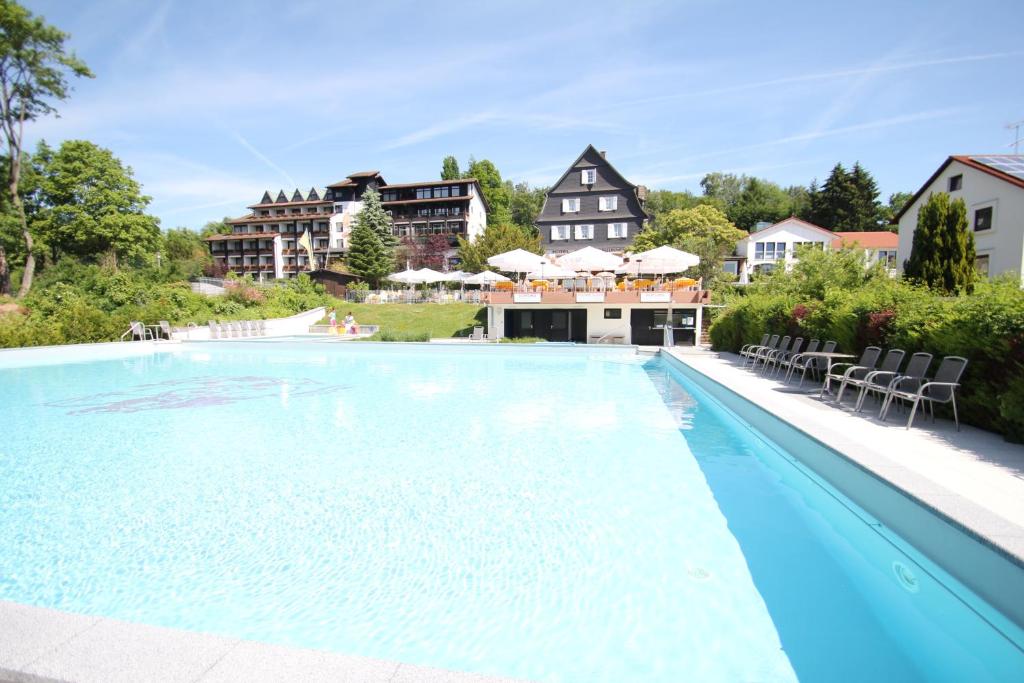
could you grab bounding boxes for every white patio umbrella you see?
[525,263,576,279]
[487,248,549,273]
[616,245,700,276]
[557,246,623,272]
[440,271,473,283]
[388,268,425,284]
[463,271,510,285]
[414,268,447,284]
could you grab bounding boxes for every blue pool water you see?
[0,342,1022,681]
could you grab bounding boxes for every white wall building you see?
[729,217,834,283]
[895,155,1024,281]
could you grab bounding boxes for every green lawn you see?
[327,302,486,338]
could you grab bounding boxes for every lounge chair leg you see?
[906,398,920,429]
[952,395,960,431]
[836,381,848,404]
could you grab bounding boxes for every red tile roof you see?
[832,231,898,249]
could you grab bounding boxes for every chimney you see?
[599,150,607,159]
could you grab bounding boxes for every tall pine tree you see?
[849,162,882,230]
[346,188,394,287]
[904,192,975,294]
[441,155,460,180]
[807,162,882,230]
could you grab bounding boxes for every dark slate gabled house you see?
[537,145,648,255]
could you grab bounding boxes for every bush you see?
[498,337,546,343]
[367,329,431,342]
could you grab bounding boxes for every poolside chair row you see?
[738,334,969,430]
[208,319,266,339]
[740,334,837,386]
[820,347,969,430]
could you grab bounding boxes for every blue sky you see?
[23,0,1024,230]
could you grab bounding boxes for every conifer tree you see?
[940,196,976,294]
[347,188,394,286]
[441,155,460,180]
[904,192,975,293]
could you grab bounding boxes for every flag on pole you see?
[298,229,316,271]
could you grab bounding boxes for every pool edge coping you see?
[661,349,1024,568]
[0,600,530,683]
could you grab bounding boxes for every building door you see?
[629,309,698,346]
[504,309,588,342]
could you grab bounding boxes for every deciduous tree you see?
[0,0,91,296]
[464,157,511,225]
[456,223,541,273]
[33,140,160,266]
[631,205,745,286]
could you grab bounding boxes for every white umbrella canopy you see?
[557,246,623,272]
[526,263,577,279]
[616,245,700,275]
[487,248,549,272]
[441,271,473,282]
[388,268,425,284]
[463,271,510,285]
[414,268,447,283]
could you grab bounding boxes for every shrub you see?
[367,329,431,342]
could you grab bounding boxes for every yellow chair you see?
[495,281,514,292]
[634,279,654,290]
[529,280,549,291]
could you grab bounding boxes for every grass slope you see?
[331,302,485,338]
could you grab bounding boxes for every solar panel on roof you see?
[970,155,1024,181]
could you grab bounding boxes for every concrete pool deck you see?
[0,601,528,683]
[665,348,1024,562]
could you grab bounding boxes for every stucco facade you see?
[895,156,1024,282]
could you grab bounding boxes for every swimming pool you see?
[0,342,1021,681]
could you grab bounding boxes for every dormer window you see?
[562,198,580,213]
[599,196,618,211]
[581,169,596,185]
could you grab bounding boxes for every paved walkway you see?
[666,349,1024,561]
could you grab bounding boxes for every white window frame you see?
[562,198,580,213]
[550,225,570,241]
[574,224,594,240]
[607,223,628,239]
[755,241,786,261]
[581,168,596,185]
[599,196,618,211]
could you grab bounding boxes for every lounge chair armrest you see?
[826,362,855,375]
[864,370,898,384]
[889,375,925,391]
[840,364,869,378]
[917,381,961,397]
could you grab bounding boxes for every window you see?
[876,249,897,268]
[451,206,462,215]
[607,223,628,238]
[599,196,618,211]
[451,185,462,196]
[417,208,430,217]
[382,190,399,202]
[434,186,449,198]
[574,224,594,240]
[562,198,580,213]
[550,225,570,241]
[948,174,962,192]
[581,168,596,185]
[722,261,738,275]
[604,308,622,319]
[975,254,990,278]
[430,222,445,233]
[793,241,823,252]
[416,188,431,199]
[754,242,786,260]
[975,206,993,231]
[336,239,345,248]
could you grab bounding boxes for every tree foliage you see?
[904,192,975,294]
[804,162,883,231]
[199,218,232,237]
[456,223,541,273]
[32,140,160,265]
[507,181,546,233]
[346,188,394,286]
[0,0,92,296]
[464,157,511,225]
[631,205,746,286]
[441,155,460,180]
